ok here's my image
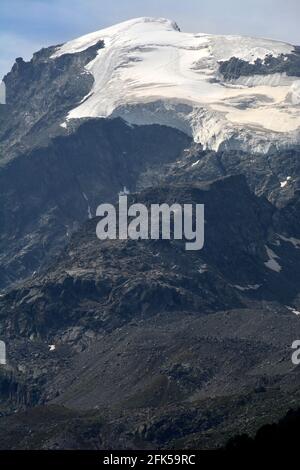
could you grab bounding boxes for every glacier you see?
[51,17,300,153]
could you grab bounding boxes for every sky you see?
[0,0,299,79]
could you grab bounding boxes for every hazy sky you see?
[1,0,299,78]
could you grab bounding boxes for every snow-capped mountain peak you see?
[52,17,300,153]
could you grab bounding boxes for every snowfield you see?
[52,17,300,153]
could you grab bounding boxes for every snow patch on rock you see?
[82,192,92,219]
[280,176,292,188]
[286,306,300,316]
[233,284,261,291]
[278,234,300,249]
[264,246,282,272]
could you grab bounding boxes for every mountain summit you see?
[51,17,300,153]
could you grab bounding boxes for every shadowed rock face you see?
[218,48,300,80]
[1,175,300,341]
[0,40,104,163]
[0,119,191,290]
[0,177,300,449]
[226,407,300,453]
[1,112,300,292]
[140,145,300,208]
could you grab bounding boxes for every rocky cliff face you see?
[0,40,103,163]
[0,119,190,290]
[0,177,300,448]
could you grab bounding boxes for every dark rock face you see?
[2,175,300,342]
[226,407,300,452]
[1,116,299,291]
[0,178,300,449]
[218,47,300,80]
[0,119,190,290]
[0,40,103,163]
[0,405,105,450]
[274,190,300,237]
[141,145,300,208]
